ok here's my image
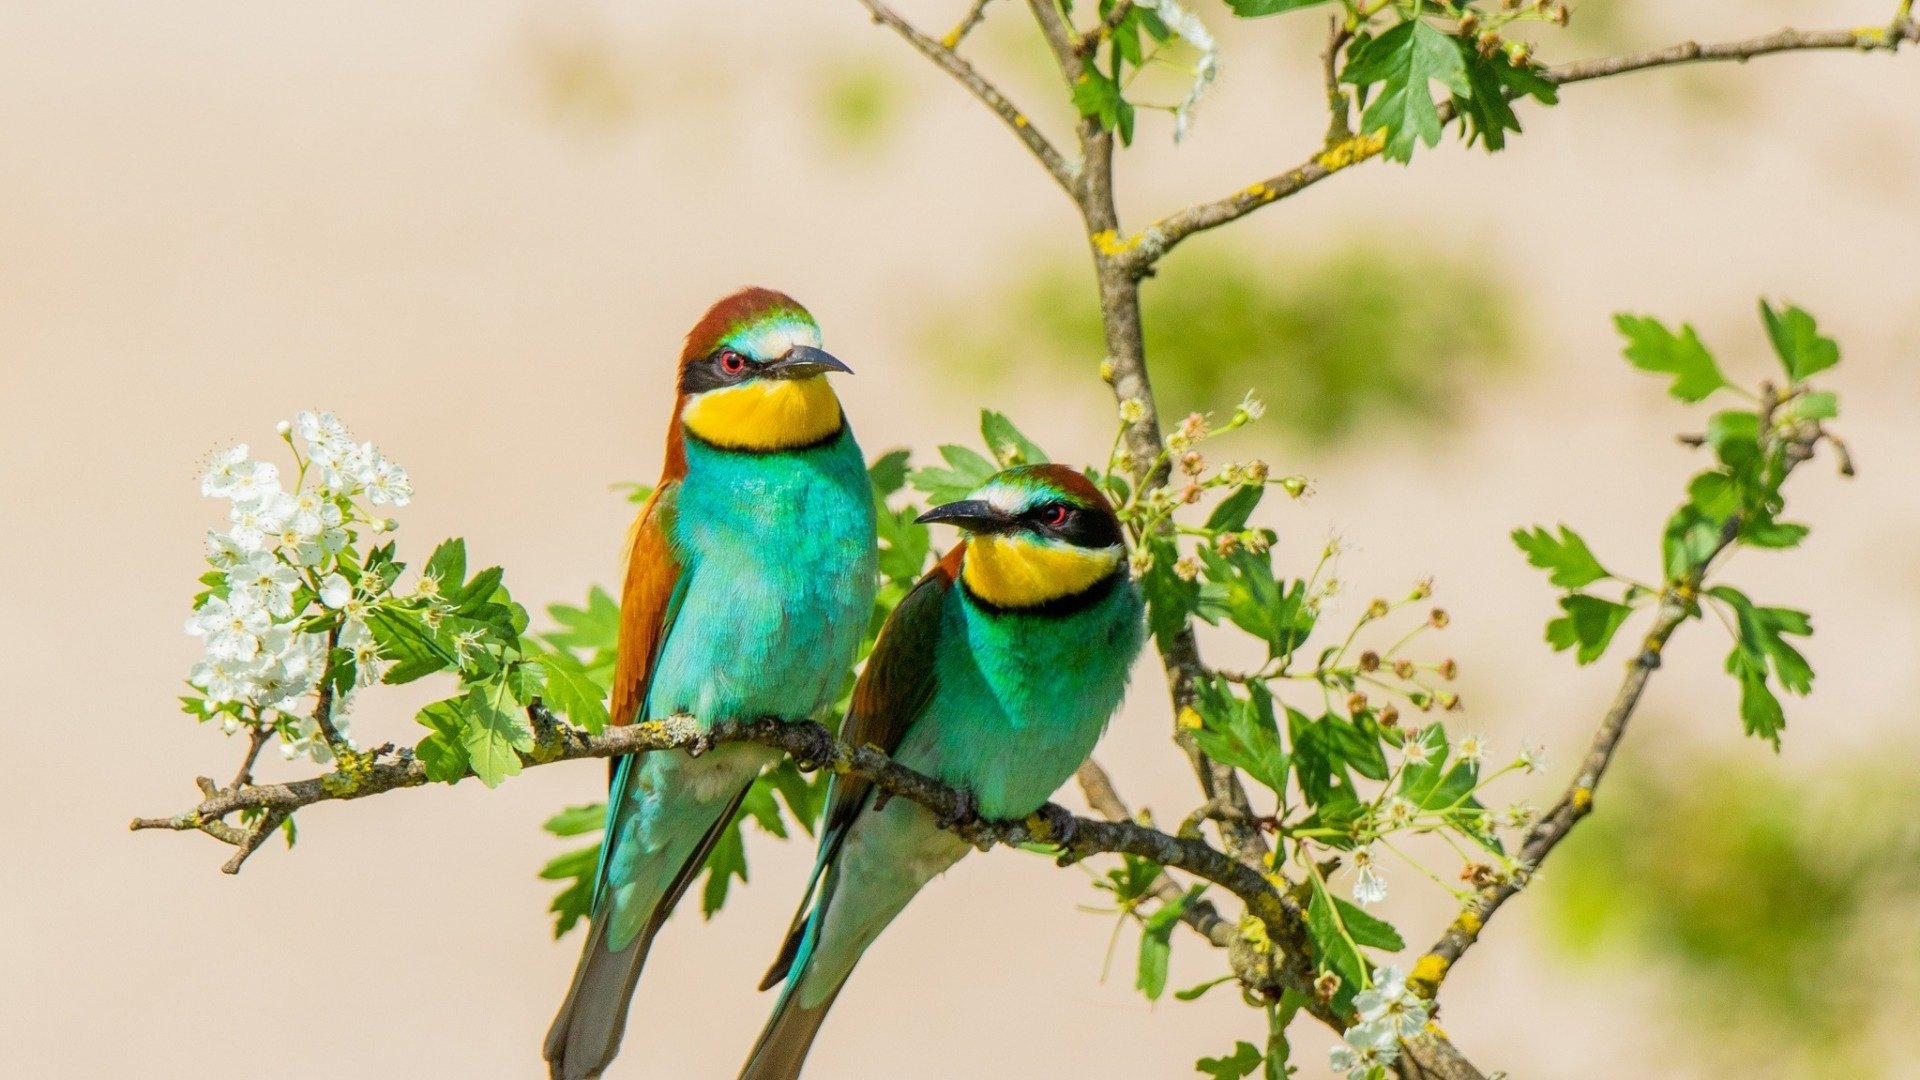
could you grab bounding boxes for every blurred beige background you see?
[3,1,1917,1077]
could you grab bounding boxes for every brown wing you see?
[821,541,963,837]
[609,480,683,733]
[758,542,963,992]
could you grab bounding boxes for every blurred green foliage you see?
[815,59,907,152]
[923,241,1516,445]
[1541,759,1920,1076]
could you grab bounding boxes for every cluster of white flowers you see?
[184,412,410,763]
[1328,966,1428,1078]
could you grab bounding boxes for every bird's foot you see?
[1037,802,1080,846]
[934,788,979,832]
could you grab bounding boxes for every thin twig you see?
[1075,0,1135,58]
[854,0,1079,194]
[1119,17,1917,273]
[942,0,998,49]
[1076,758,1234,947]
[230,723,275,790]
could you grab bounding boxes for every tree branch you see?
[1119,15,1917,273]
[1412,392,1844,996]
[941,0,998,50]
[135,711,1301,932]
[853,0,1079,195]
[1076,758,1235,947]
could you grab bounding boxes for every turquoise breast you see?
[898,579,1145,819]
[646,428,877,726]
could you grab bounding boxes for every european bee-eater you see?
[545,287,878,1080]
[740,464,1145,1079]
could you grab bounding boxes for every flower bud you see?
[1119,398,1147,424]
[1244,460,1270,485]
[1366,598,1390,620]
[1429,608,1450,629]
[1180,451,1205,476]
[1099,358,1116,383]
[1173,556,1201,582]
[1409,578,1433,601]
[1346,691,1368,715]
[1378,703,1399,727]
[1439,658,1457,680]
[1358,650,1380,673]
[1393,658,1415,680]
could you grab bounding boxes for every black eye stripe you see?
[679,349,754,395]
[1020,501,1121,549]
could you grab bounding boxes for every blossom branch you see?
[1411,398,1846,999]
[852,0,1079,194]
[1116,14,1917,275]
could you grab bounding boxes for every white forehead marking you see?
[732,318,822,361]
[977,481,1024,515]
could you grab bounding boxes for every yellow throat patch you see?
[681,376,843,452]
[962,533,1121,610]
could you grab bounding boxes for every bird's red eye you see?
[1042,504,1070,527]
[718,350,747,375]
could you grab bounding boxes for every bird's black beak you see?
[916,499,1010,534]
[765,345,853,380]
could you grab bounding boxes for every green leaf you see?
[1333,897,1405,951]
[543,801,607,837]
[1614,313,1729,403]
[1741,517,1810,550]
[1206,485,1265,532]
[1545,594,1634,665]
[1791,390,1838,421]
[1173,974,1238,1002]
[1512,525,1610,589]
[979,410,1050,467]
[536,649,612,733]
[1453,46,1556,152]
[1341,20,1470,163]
[1704,410,1760,473]
[1710,586,1814,700]
[1189,678,1291,794]
[542,587,621,660]
[1305,875,1365,995]
[461,688,532,788]
[1136,885,1203,1001]
[424,538,467,593]
[1072,70,1127,140]
[1226,0,1331,16]
[1141,535,1201,651]
[700,812,750,917]
[413,698,471,783]
[1662,503,1726,580]
[1760,300,1839,383]
[539,840,599,938]
[868,448,912,498]
[1736,659,1787,747]
[1326,714,1388,782]
[1196,1042,1264,1080]
[908,444,997,505]
[367,607,456,684]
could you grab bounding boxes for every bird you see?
[740,463,1146,1080]
[544,287,878,1080]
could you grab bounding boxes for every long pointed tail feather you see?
[544,767,753,1080]
[738,977,849,1080]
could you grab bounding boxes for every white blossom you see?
[364,457,412,506]
[339,617,387,686]
[294,410,349,446]
[1152,0,1219,143]
[225,459,281,504]
[203,530,249,570]
[287,488,344,539]
[1328,1017,1401,1079]
[319,573,352,609]
[1518,740,1549,774]
[1353,966,1429,1040]
[228,551,301,619]
[1350,846,1389,907]
[188,595,271,662]
[200,444,251,498]
[228,491,295,551]
[1453,732,1488,768]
